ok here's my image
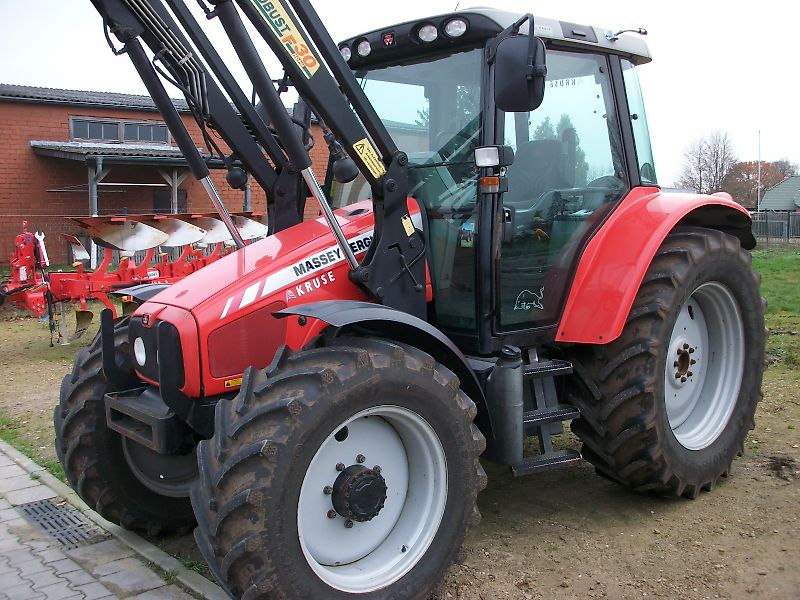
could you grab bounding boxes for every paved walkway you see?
[0,444,216,600]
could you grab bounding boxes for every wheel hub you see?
[672,340,697,384]
[332,465,387,522]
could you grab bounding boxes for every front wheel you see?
[567,227,766,498]
[192,337,486,599]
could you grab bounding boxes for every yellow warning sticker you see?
[224,377,243,389]
[401,214,415,237]
[353,138,387,179]
[249,0,320,79]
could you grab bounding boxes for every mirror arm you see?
[487,13,534,63]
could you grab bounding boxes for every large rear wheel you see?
[54,317,196,534]
[192,338,486,599]
[567,227,766,497]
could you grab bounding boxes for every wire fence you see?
[750,211,800,245]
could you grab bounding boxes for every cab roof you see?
[339,7,651,70]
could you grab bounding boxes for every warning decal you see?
[224,377,243,389]
[353,138,387,179]
[401,214,415,237]
[249,0,320,79]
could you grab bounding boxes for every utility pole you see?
[757,130,762,211]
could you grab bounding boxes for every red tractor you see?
[58,1,764,598]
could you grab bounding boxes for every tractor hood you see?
[146,201,384,313]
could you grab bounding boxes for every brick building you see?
[0,84,329,264]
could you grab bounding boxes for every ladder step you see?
[523,405,580,434]
[523,359,573,379]
[511,449,582,477]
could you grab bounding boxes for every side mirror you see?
[493,35,547,113]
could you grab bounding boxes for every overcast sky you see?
[0,0,797,185]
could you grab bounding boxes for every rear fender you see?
[277,300,493,438]
[557,187,753,344]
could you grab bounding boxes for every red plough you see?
[1,213,267,341]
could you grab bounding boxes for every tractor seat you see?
[504,139,570,209]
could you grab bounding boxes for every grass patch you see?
[0,413,64,480]
[753,248,800,370]
[180,558,212,578]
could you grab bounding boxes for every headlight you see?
[357,40,371,57]
[418,24,438,43]
[134,337,147,367]
[444,18,468,38]
[339,45,352,61]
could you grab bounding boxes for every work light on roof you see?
[418,24,438,43]
[339,45,352,61]
[444,18,468,38]
[357,39,371,57]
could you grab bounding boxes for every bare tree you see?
[678,131,738,194]
[773,158,798,179]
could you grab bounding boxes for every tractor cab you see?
[330,9,657,352]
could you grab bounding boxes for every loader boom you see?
[90,0,428,318]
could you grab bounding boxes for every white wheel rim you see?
[664,282,745,450]
[297,405,448,593]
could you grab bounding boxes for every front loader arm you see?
[90,0,428,319]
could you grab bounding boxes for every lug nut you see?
[690,359,696,365]
[675,373,681,379]
[689,348,695,354]
[673,361,679,368]
[681,376,687,383]
[687,371,693,377]
[356,454,366,464]
[323,486,332,495]
[373,465,381,473]
[344,519,353,529]
[336,462,345,471]
[683,343,690,349]
[327,510,336,519]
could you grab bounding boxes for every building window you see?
[71,117,169,144]
[124,122,168,143]
[72,119,120,142]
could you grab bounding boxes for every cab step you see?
[511,449,582,477]
[523,358,573,379]
[523,404,580,435]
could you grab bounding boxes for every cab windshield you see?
[329,48,483,211]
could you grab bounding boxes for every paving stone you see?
[60,569,95,587]
[0,456,15,467]
[33,580,75,600]
[91,557,144,578]
[3,518,30,530]
[72,581,114,600]
[0,536,23,554]
[0,499,13,509]
[0,571,27,588]
[0,509,21,523]
[30,570,64,590]
[5,486,56,506]
[7,550,37,567]
[66,540,134,572]
[0,476,40,494]
[4,581,44,600]
[128,585,194,600]
[0,466,27,480]
[15,558,50,577]
[35,549,67,565]
[98,564,165,597]
[46,559,81,576]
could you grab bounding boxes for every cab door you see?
[495,49,630,333]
